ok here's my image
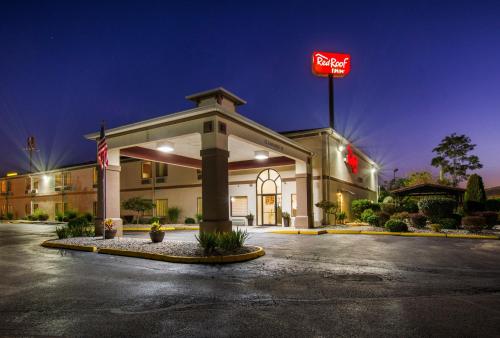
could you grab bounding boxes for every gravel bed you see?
[49,237,257,257]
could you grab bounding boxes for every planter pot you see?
[283,218,290,227]
[246,218,254,226]
[150,231,165,243]
[104,229,117,239]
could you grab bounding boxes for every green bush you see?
[167,207,181,224]
[390,211,410,221]
[418,197,456,222]
[30,209,49,221]
[337,212,347,224]
[55,226,70,239]
[65,210,78,221]
[400,198,419,213]
[464,174,486,214]
[384,219,408,232]
[376,211,390,227]
[367,214,379,226]
[380,203,397,215]
[217,229,249,251]
[67,217,94,237]
[81,212,93,223]
[430,223,442,232]
[184,217,196,224]
[195,231,219,255]
[485,199,500,212]
[409,213,427,228]
[195,213,203,223]
[477,211,498,229]
[439,218,458,229]
[55,212,64,222]
[352,199,379,219]
[360,209,375,222]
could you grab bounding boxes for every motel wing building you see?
[1,88,378,229]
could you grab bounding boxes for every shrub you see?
[418,197,456,222]
[195,213,203,223]
[352,199,379,219]
[464,174,486,214]
[167,207,181,224]
[382,196,394,204]
[430,223,442,232]
[64,210,78,221]
[439,218,458,229]
[150,220,161,232]
[67,217,94,237]
[450,213,462,227]
[485,199,500,212]
[367,214,379,226]
[55,226,70,239]
[31,209,49,221]
[477,211,498,229]
[337,212,347,224]
[462,216,486,232]
[384,219,408,232]
[81,212,93,223]
[217,229,249,251]
[360,209,375,222]
[400,197,419,213]
[376,211,391,227]
[195,231,219,255]
[380,203,397,215]
[185,217,196,224]
[5,212,14,220]
[55,212,64,222]
[409,213,427,228]
[391,212,410,221]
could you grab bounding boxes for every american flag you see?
[97,124,108,169]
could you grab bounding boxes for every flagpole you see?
[103,165,106,240]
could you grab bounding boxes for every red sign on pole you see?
[312,51,351,78]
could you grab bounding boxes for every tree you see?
[464,174,486,213]
[122,197,156,224]
[431,133,482,187]
[404,171,434,187]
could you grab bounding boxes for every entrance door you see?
[262,194,276,224]
[256,169,282,225]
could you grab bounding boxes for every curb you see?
[41,241,97,252]
[97,246,265,264]
[41,240,265,264]
[271,230,327,235]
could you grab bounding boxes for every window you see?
[93,201,98,216]
[33,203,39,211]
[141,161,152,183]
[197,197,202,214]
[54,173,63,188]
[55,202,68,215]
[0,181,8,193]
[156,199,168,217]
[64,172,71,186]
[156,163,168,178]
[197,170,202,180]
[33,177,39,190]
[291,194,297,217]
[231,196,248,217]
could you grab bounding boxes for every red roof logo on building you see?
[345,145,358,174]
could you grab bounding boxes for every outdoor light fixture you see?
[156,141,174,153]
[42,175,50,182]
[371,167,377,174]
[254,150,269,160]
[338,144,345,152]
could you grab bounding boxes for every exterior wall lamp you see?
[254,150,269,160]
[156,141,174,153]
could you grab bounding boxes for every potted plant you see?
[149,220,165,243]
[245,213,254,226]
[104,218,117,239]
[282,212,291,227]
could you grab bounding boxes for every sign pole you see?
[328,74,334,129]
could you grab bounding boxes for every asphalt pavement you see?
[1,223,500,337]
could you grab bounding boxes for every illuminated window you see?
[291,194,297,217]
[197,197,202,214]
[231,196,248,217]
[156,163,168,178]
[93,167,98,187]
[64,172,71,186]
[156,199,168,217]
[33,177,39,190]
[141,161,152,183]
[54,173,63,187]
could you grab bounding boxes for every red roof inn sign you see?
[312,51,351,78]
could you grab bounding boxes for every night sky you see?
[1,0,499,186]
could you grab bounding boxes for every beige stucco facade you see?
[0,88,378,228]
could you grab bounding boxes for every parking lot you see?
[1,222,500,337]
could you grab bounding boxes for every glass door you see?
[262,194,276,224]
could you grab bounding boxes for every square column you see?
[199,148,232,233]
[95,149,123,236]
[294,159,314,229]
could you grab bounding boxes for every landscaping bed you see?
[44,237,258,257]
[327,223,500,236]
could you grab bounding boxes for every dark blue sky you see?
[1,0,499,186]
